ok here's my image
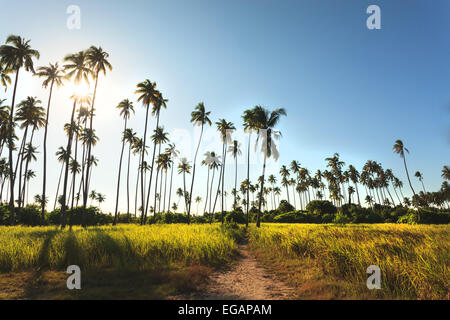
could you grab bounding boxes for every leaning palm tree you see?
[393,140,416,197]
[228,140,242,209]
[113,99,134,225]
[34,62,64,222]
[135,79,160,224]
[414,171,427,193]
[187,102,212,223]
[0,35,40,223]
[253,106,286,227]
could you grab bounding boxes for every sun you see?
[72,81,91,97]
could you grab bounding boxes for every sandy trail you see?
[171,244,297,300]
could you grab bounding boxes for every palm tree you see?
[14,96,45,207]
[96,193,105,209]
[188,103,212,223]
[414,171,426,193]
[144,95,168,218]
[89,190,97,206]
[83,46,112,208]
[279,165,290,203]
[252,106,286,227]
[241,108,258,226]
[34,62,64,222]
[165,143,179,213]
[348,165,361,205]
[0,35,40,223]
[393,140,416,197]
[178,158,191,214]
[228,140,242,209]
[195,196,202,215]
[113,99,134,225]
[151,127,169,214]
[123,129,137,220]
[213,119,235,221]
[442,166,450,181]
[135,79,160,224]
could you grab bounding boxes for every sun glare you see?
[72,82,91,98]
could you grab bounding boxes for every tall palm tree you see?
[34,62,64,221]
[135,79,160,224]
[0,35,40,223]
[80,46,111,209]
[123,128,137,220]
[195,196,202,215]
[214,119,235,220]
[14,96,45,207]
[144,95,167,218]
[414,171,426,193]
[54,147,68,210]
[242,108,258,226]
[152,127,169,214]
[178,158,191,214]
[165,143,179,213]
[393,140,416,197]
[113,99,134,225]
[188,102,211,223]
[252,106,286,227]
[348,165,361,206]
[280,165,290,203]
[228,140,242,209]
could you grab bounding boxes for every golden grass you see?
[0,224,243,272]
[248,223,449,299]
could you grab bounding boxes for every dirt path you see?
[171,244,297,300]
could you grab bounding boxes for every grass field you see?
[248,224,449,299]
[0,224,244,299]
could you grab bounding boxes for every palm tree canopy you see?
[116,99,135,119]
[63,51,92,84]
[86,46,112,76]
[15,96,46,130]
[191,102,212,127]
[135,79,160,107]
[0,35,40,72]
[34,62,65,88]
[393,139,409,158]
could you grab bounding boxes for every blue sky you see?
[0,0,449,212]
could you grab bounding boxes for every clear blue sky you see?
[1,0,449,212]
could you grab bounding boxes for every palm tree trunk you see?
[163,169,168,212]
[245,133,251,227]
[126,144,131,221]
[140,106,150,225]
[403,156,416,196]
[54,163,64,210]
[70,122,80,210]
[209,169,216,215]
[83,72,99,208]
[257,155,267,228]
[114,118,127,225]
[355,182,361,206]
[144,112,160,222]
[203,167,210,215]
[187,124,204,223]
[234,156,237,209]
[221,142,228,222]
[167,164,174,213]
[134,151,141,218]
[41,80,54,223]
[8,69,20,224]
[61,100,77,228]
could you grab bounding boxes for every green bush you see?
[306,200,337,215]
[277,200,295,213]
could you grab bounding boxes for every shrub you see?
[224,209,246,224]
[277,200,295,213]
[306,200,337,215]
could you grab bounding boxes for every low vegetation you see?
[248,223,449,299]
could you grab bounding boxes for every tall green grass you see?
[0,224,243,272]
[248,224,449,299]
